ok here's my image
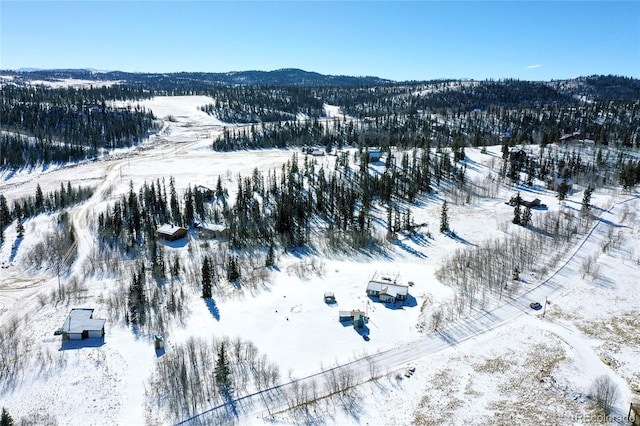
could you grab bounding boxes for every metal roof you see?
[61,308,105,334]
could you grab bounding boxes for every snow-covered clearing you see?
[0,95,638,425]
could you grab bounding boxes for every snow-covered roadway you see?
[180,195,638,425]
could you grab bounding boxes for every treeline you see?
[501,143,640,192]
[213,98,640,152]
[0,182,94,240]
[0,133,91,169]
[200,86,326,123]
[220,147,441,251]
[0,85,158,168]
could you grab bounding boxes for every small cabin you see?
[59,308,105,340]
[157,224,188,241]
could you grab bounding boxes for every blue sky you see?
[1,1,638,81]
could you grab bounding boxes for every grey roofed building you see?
[366,274,409,303]
[61,308,106,340]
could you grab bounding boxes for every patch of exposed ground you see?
[412,328,594,425]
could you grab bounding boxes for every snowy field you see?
[0,95,638,425]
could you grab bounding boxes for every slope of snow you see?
[0,95,638,425]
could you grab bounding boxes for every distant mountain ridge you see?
[1,68,638,101]
[2,68,392,88]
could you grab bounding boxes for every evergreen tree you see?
[440,201,449,233]
[582,185,594,213]
[35,184,44,213]
[557,169,570,201]
[127,265,147,325]
[512,203,521,225]
[521,206,532,227]
[227,255,240,281]
[1,407,14,426]
[172,256,180,277]
[202,256,212,299]
[169,177,181,225]
[557,179,569,201]
[265,242,275,267]
[214,342,232,395]
[16,216,24,238]
[0,195,10,229]
[216,175,225,199]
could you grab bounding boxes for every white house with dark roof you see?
[366,273,409,303]
[60,308,106,340]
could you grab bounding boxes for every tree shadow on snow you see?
[205,298,220,321]
[445,231,476,246]
[9,236,23,263]
[391,239,427,259]
[435,329,459,346]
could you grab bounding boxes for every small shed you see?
[157,224,188,241]
[60,308,105,340]
[154,335,165,350]
[324,292,336,304]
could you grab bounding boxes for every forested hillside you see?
[0,84,157,167]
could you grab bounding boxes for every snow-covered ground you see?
[0,95,638,425]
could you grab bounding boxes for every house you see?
[546,176,573,191]
[60,308,105,340]
[559,132,580,144]
[194,185,215,200]
[339,309,366,322]
[311,149,325,157]
[366,273,409,303]
[509,148,528,163]
[507,194,547,209]
[367,149,382,162]
[195,222,229,239]
[157,224,188,241]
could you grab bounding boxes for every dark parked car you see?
[530,302,542,310]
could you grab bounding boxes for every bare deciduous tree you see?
[591,375,620,416]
